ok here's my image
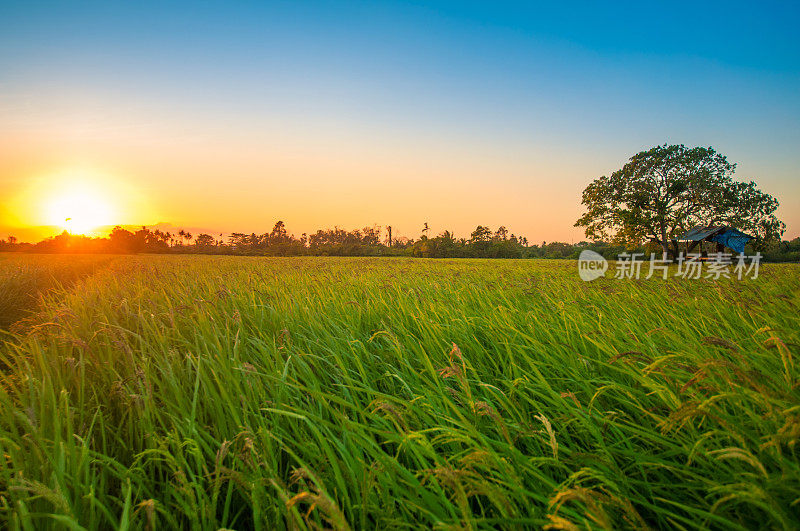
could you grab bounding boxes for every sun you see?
[7,168,152,240]
[45,187,115,235]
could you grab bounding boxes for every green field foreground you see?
[0,255,798,530]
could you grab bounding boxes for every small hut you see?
[677,225,753,255]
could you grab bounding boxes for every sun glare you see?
[45,188,114,235]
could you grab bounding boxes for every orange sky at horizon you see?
[0,112,606,244]
[2,128,798,244]
[1,100,798,244]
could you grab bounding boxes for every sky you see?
[1,0,798,243]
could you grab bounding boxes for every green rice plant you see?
[0,256,798,529]
[0,254,113,330]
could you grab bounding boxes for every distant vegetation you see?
[2,222,799,261]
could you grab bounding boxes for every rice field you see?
[0,254,798,530]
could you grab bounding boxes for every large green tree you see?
[575,144,785,255]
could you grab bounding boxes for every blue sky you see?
[1,1,798,240]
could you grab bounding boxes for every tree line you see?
[1,221,799,261]
[0,223,532,258]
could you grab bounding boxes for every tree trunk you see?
[669,239,679,260]
[659,225,668,259]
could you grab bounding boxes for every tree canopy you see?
[575,144,785,255]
